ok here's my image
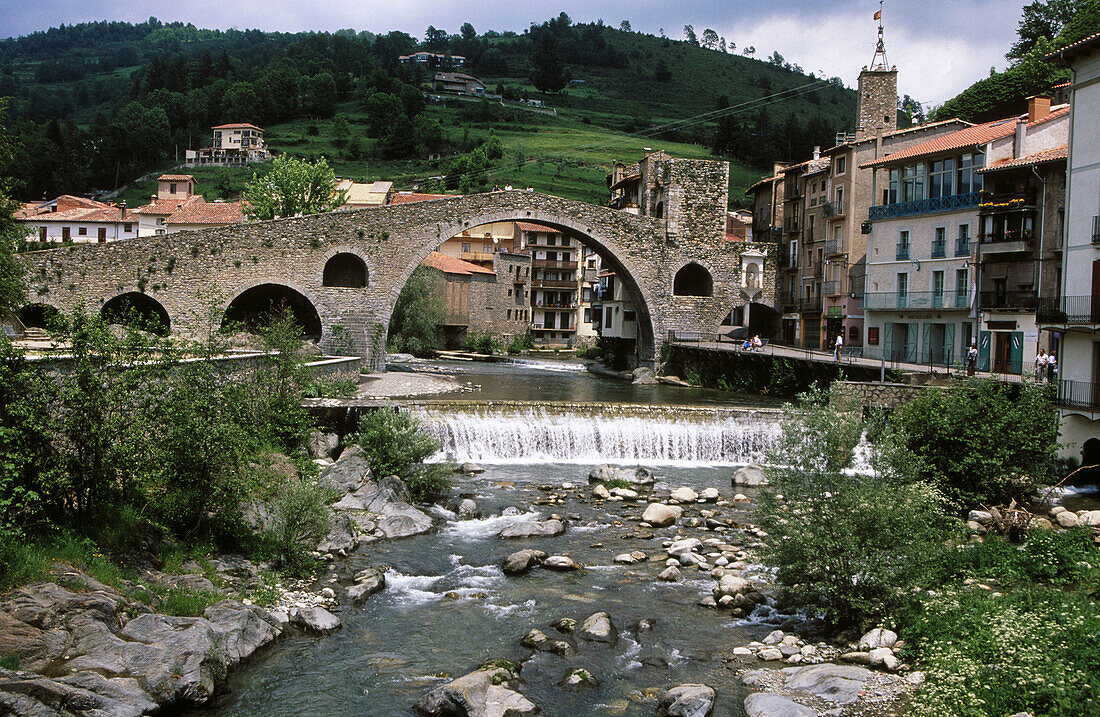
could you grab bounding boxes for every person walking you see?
[1047,352,1057,383]
[966,343,978,376]
[833,333,843,362]
[1034,348,1048,380]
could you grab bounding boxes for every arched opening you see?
[673,263,713,297]
[101,292,171,335]
[323,253,368,288]
[654,201,664,219]
[18,303,63,331]
[223,284,322,340]
[746,302,781,339]
[744,262,762,290]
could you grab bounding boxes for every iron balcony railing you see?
[800,296,822,312]
[955,238,971,256]
[784,216,800,233]
[823,200,845,218]
[823,280,842,296]
[778,292,799,309]
[532,259,577,269]
[1055,380,1100,412]
[824,239,845,255]
[979,290,1039,311]
[979,230,1035,244]
[531,324,576,332]
[978,188,1038,212]
[868,192,981,221]
[530,279,578,289]
[896,243,910,260]
[931,240,946,258]
[1037,296,1100,324]
[863,291,968,310]
[1093,216,1100,244]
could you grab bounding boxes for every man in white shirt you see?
[1034,349,1048,379]
[833,334,843,362]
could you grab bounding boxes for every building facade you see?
[15,195,137,244]
[132,175,246,236]
[185,123,271,167]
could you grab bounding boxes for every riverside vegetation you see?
[758,384,1098,717]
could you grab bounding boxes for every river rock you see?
[732,465,768,486]
[320,445,372,493]
[498,519,566,539]
[700,487,720,503]
[1080,510,1100,526]
[669,487,698,504]
[559,668,598,690]
[502,549,547,575]
[642,503,682,527]
[587,465,655,485]
[656,683,715,717]
[578,612,617,645]
[714,574,751,598]
[632,367,658,385]
[614,553,638,564]
[333,475,434,539]
[543,556,582,571]
[308,430,340,460]
[658,566,682,582]
[553,617,577,634]
[317,512,357,554]
[0,669,159,717]
[412,664,538,717]
[609,487,639,500]
[1055,510,1080,528]
[458,462,485,475]
[858,628,897,651]
[347,569,386,604]
[456,498,480,518]
[780,663,875,704]
[592,484,611,499]
[744,692,820,717]
[667,538,703,556]
[968,509,993,525]
[291,606,341,634]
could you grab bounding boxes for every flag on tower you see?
[874,9,882,20]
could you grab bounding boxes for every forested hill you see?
[0,15,856,201]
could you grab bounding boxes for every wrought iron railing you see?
[863,291,968,310]
[532,260,577,269]
[800,296,822,312]
[1055,380,1100,411]
[824,239,844,255]
[931,240,946,258]
[1093,216,1100,244]
[896,243,910,260]
[869,192,981,221]
[823,281,842,296]
[955,238,971,256]
[823,200,845,218]
[1037,296,1100,324]
[979,290,1039,311]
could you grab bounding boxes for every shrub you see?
[756,388,950,627]
[575,344,601,359]
[354,407,439,478]
[388,266,444,357]
[507,331,534,354]
[938,529,1098,586]
[461,330,501,355]
[404,464,454,503]
[603,478,630,490]
[267,480,334,571]
[893,378,1058,509]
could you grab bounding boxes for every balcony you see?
[978,189,1037,213]
[460,251,495,262]
[800,296,822,313]
[1055,380,1100,412]
[863,291,968,310]
[783,216,800,233]
[531,324,576,332]
[931,240,946,258]
[823,200,845,218]
[955,239,971,257]
[979,290,1038,311]
[532,259,577,269]
[824,239,845,256]
[1037,296,1100,325]
[896,243,910,261]
[1093,216,1100,244]
[530,279,578,289]
[534,301,577,309]
[823,280,843,297]
[525,239,572,248]
[979,229,1033,255]
[868,192,981,221]
[778,292,799,310]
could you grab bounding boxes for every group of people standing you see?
[1035,349,1058,382]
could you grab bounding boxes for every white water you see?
[416,405,781,465]
[498,357,588,373]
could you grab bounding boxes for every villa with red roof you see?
[15,195,138,244]
[132,174,245,236]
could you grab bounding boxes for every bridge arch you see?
[101,292,171,334]
[18,303,63,331]
[223,282,323,340]
[322,251,369,288]
[673,261,714,297]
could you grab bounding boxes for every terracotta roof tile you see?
[211,123,264,131]
[132,198,185,215]
[388,192,451,205]
[422,250,495,276]
[1046,32,1100,63]
[978,145,1068,173]
[514,221,560,233]
[157,174,194,182]
[167,197,245,226]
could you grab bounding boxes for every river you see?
[196,359,792,716]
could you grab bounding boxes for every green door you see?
[979,331,991,372]
[1009,331,1024,374]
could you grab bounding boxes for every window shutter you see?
[979,331,991,371]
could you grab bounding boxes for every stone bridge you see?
[19,184,775,371]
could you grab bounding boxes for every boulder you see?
[669,487,698,504]
[743,693,820,717]
[377,510,434,539]
[609,487,639,500]
[587,465,655,485]
[867,647,894,666]
[542,556,582,572]
[642,503,682,528]
[779,663,875,704]
[732,465,768,486]
[559,668,598,690]
[552,618,577,634]
[412,665,538,717]
[457,499,480,518]
[458,462,485,475]
[334,475,434,539]
[308,430,340,460]
[502,549,547,575]
[347,569,386,604]
[498,519,565,539]
[317,513,358,554]
[0,669,158,717]
[658,566,682,582]
[857,628,898,651]
[667,538,703,556]
[291,607,342,634]
[632,367,658,385]
[578,612,617,645]
[1055,510,1080,528]
[758,648,784,661]
[614,553,638,564]
[319,445,371,494]
[714,574,751,598]
[656,684,715,717]
[0,610,68,672]
[592,484,611,500]
[700,488,720,503]
[968,510,993,525]
[1080,510,1100,527]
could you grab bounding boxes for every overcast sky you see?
[0,0,1026,108]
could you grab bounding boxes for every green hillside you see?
[1,16,856,207]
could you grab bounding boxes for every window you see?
[901,164,926,202]
[835,187,844,208]
[507,309,512,319]
[932,270,945,307]
[897,230,910,260]
[123,223,132,233]
[78,227,87,236]
[461,242,471,253]
[170,183,177,194]
[584,308,591,323]
[956,224,971,256]
[483,243,492,253]
[897,272,909,307]
[155,229,165,236]
[957,153,982,194]
[624,311,636,322]
[507,288,513,297]
[887,168,899,204]
[932,227,946,257]
[956,268,969,306]
[929,158,955,198]
[836,156,846,174]
[547,235,557,246]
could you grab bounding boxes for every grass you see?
[159,587,225,617]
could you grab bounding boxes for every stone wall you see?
[830,380,936,411]
[21,186,776,372]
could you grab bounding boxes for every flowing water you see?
[198,361,789,716]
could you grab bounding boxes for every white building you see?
[185,123,271,167]
[132,174,245,236]
[1043,33,1100,459]
[15,195,137,244]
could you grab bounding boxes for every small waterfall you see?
[414,403,781,466]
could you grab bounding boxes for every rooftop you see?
[514,221,560,234]
[168,196,245,225]
[211,123,264,131]
[388,192,451,205]
[978,145,1068,173]
[422,250,495,276]
[1046,32,1100,64]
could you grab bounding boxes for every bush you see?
[404,464,454,503]
[893,378,1058,509]
[461,330,501,355]
[938,529,1098,586]
[507,331,534,355]
[388,266,444,357]
[354,407,440,478]
[267,480,334,571]
[757,388,950,627]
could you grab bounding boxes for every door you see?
[1009,331,1024,375]
[62,227,70,242]
[979,331,991,371]
[97,227,107,243]
[38,227,46,242]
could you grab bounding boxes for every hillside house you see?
[132,174,246,236]
[185,123,271,167]
[15,195,137,244]
[433,72,487,96]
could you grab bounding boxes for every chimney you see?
[1014,119,1027,159]
[119,200,126,218]
[813,146,821,160]
[1027,95,1051,124]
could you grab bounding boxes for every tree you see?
[529,30,568,93]
[654,59,672,82]
[243,154,347,221]
[388,265,445,357]
[460,22,477,41]
[743,45,756,56]
[0,102,26,313]
[619,20,632,33]
[301,72,337,118]
[768,50,785,66]
[728,40,737,53]
[683,25,699,45]
[424,25,448,52]
[364,91,405,137]
[1008,0,1090,61]
[701,28,721,50]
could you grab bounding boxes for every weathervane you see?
[870,0,890,71]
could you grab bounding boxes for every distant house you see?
[132,174,246,236]
[433,72,487,96]
[185,123,271,167]
[399,51,465,67]
[336,179,394,208]
[388,192,451,205]
[15,195,137,244]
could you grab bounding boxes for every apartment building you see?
[861,98,1069,370]
[1041,33,1100,457]
[185,123,271,167]
[518,222,581,346]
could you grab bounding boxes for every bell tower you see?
[856,0,898,140]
